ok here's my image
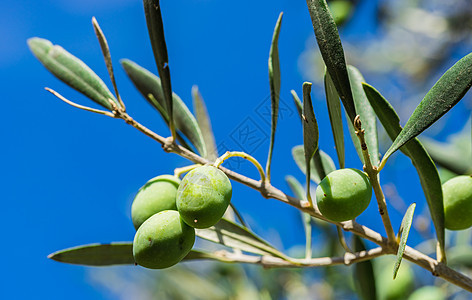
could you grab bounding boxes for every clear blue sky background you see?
[1,0,470,299]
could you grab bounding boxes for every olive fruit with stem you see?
[176,165,232,228]
[315,168,372,222]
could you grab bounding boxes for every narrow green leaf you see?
[347,65,379,166]
[382,52,472,168]
[91,17,124,109]
[266,12,283,181]
[353,236,377,300]
[447,246,472,268]
[302,82,319,205]
[48,242,134,266]
[142,0,175,136]
[27,37,117,110]
[192,86,218,161]
[363,83,445,262]
[421,137,472,175]
[394,203,416,279]
[196,218,287,259]
[48,242,223,266]
[291,90,303,121]
[292,145,336,184]
[305,0,356,122]
[324,70,345,168]
[121,59,206,156]
[285,175,306,201]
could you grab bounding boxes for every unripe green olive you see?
[315,168,372,222]
[131,175,181,230]
[408,286,445,300]
[176,165,232,228]
[443,175,472,231]
[376,257,414,300]
[133,210,195,269]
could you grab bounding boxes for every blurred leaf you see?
[292,145,336,184]
[394,203,416,279]
[121,59,206,156]
[382,52,472,167]
[285,175,305,201]
[421,135,472,175]
[347,65,379,166]
[353,236,377,300]
[266,12,283,180]
[192,86,218,161]
[363,83,445,262]
[196,218,287,259]
[305,0,356,122]
[302,82,319,204]
[143,0,175,135]
[324,70,345,168]
[291,90,303,121]
[28,37,117,110]
[447,246,472,268]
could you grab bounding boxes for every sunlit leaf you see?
[28,37,117,110]
[363,83,445,262]
[196,218,287,259]
[347,65,379,166]
[121,59,206,156]
[292,146,336,184]
[143,0,175,135]
[266,12,283,181]
[192,86,218,161]
[353,236,377,300]
[324,70,345,168]
[291,90,303,121]
[394,203,416,279]
[381,52,472,168]
[305,0,356,122]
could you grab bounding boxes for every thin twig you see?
[354,116,396,244]
[214,151,266,182]
[45,88,115,117]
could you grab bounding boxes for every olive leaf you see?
[394,203,416,279]
[347,65,379,166]
[292,145,336,184]
[324,70,345,169]
[196,218,287,260]
[363,83,445,262]
[291,90,303,121]
[192,86,218,161]
[143,0,175,136]
[302,82,319,206]
[305,0,356,123]
[28,37,118,110]
[381,52,472,169]
[48,242,232,266]
[266,12,283,181]
[121,59,206,156]
[353,236,377,300]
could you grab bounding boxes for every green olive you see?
[131,175,181,230]
[133,210,195,269]
[408,286,445,300]
[315,168,372,222]
[176,165,232,228]
[376,258,414,300]
[443,175,472,230]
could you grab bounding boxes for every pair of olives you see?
[131,166,232,269]
[316,168,372,222]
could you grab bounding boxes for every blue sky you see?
[2,0,470,299]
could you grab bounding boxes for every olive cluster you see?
[131,166,232,269]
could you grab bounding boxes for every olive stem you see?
[354,116,396,245]
[206,247,384,268]
[174,164,200,178]
[213,151,266,182]
[60,104,472,292]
